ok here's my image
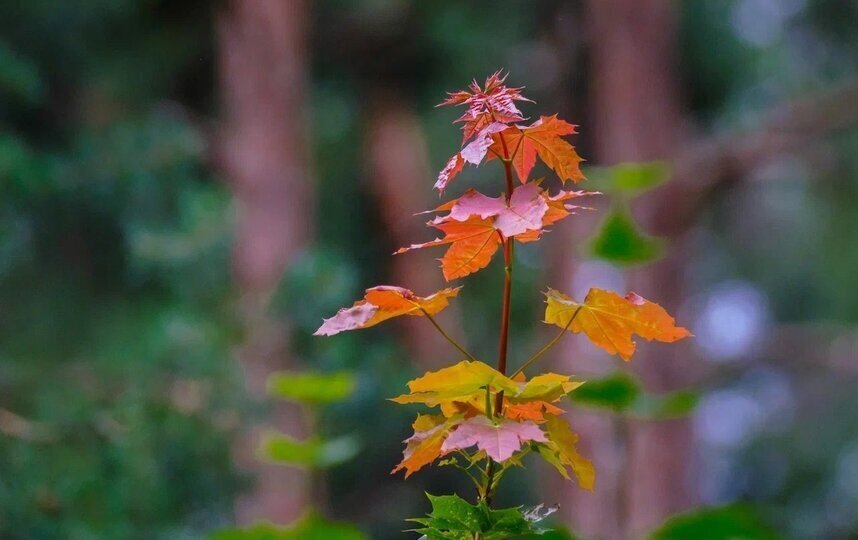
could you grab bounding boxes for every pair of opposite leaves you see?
[398,182,597,280]
[314,285,690,362]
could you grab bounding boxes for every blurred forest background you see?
[1,1,858,539]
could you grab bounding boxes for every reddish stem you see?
[494,132,515,405]
[484,131,517,505]
[494,241,513,414]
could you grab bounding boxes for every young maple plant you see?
[316,72,691,539]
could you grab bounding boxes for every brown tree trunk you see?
[556,1,696,538]
[364,92,464,368]
[217,0,312,525]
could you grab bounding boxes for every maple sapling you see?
[316,71,690,538]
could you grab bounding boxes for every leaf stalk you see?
[511,306,582,378]
[418,307,479,362]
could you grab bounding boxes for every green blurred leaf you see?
[569,372,699,420]
[649,505,777,540]
[267,371,357,405]
[262,432,360,469]
[634,390,700,420]
[590,209,664,266]
[584,162,670,197]
[212,512,366,540]
[569,372,641,412]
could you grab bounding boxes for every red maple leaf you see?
[488,115,585,184]
[438,70,532,145]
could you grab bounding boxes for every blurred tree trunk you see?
[364,92,463,368]
[217,0,312,525]
[556,1,696,538]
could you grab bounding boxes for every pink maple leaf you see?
[441,416,547,462]
[435,153,465,193]
[461,123,508,165]
[493,183,549,236]
[432,183,549,238]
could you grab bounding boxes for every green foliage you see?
[585,162,669,266]
[0,3,243,537]
[590,209,664,266]
[569,372,641,412]
[649,505,777,540]
[212,513,366,540]
[263,369,360,468]
[267,371,357,405]
[584,162,670,197]
[569,372,698,420]
[409,494,549,540]
[262,432,360,469]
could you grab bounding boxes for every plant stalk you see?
[483,132,517,506]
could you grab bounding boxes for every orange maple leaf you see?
[400,184,595,280]
[489,115,585,184]
[392,414,461,478]
[505,401,564,422]
[397,216,501,281]
[543,288,691,361]
[315,286,460,336]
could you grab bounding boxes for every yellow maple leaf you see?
[391,360,519,407]
[392,361,580,426]
[543,287,691,361]
[513,373,583,402]
[541,415,595,490]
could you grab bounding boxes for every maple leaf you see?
[505,401,564,422]
[440,416,547,462]
[512,373,583,403]
[314,286,461,336]
[398,183,552,280]
[438,70,531,144]
[440,183,549,237]
[489,115,585,184]
[435,123,510,194]
[538,415,595,490]
[516,188,599,243]
[392,361,579,423]
[391,360,520,407]
[543,287,691,361]
[396,216,501,281]
[435,153,465,192]
[460,122,508,165]
[503,373,581,422]
[392,414,462,478]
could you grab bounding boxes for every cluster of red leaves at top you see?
[398,71,597,281]
[314,72,691,491]
[435,71,584,192]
